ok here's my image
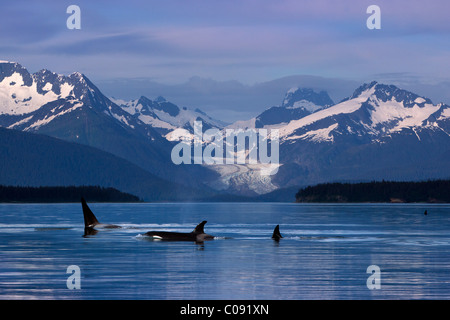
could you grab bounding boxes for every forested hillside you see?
[0,185,141,203]
[295,180,450,203]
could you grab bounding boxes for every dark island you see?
[0,185,141,203]
[295,180,450,203]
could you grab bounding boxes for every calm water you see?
[0,202,449,300]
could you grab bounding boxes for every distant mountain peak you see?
[136,95,153,108]
[69,71,84,80]
[0,60,20,68]
[238,87,335,129]
[35,68,52,75]
[282,87,334,112]
[112,94,226,138]
[155,96,167,103]
[345,81,378,101]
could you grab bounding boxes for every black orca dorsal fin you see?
[272,225,283,240]
[81,198,99,227]
[193,221,207,234]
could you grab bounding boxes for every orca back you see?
[272,225,283,241]
[81,198,99,227]
[193,221,207,234]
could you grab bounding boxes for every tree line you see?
[295,180,450,203]
[0,185,141,203]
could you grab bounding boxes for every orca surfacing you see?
[272,225,283,241]
[143,221,214,243]
[81,198,213,242]
[81,197,121,236]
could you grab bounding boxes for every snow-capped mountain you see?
[209,81,450,195]
[1,60,449,198]
[216,87,335,195]
[281,87,334,111]
[279,81,450,144]
[111,95,227,141]
[0,61,143,134]
[1,62,81,116]
[272,81,450,189]
[0,61,217,187]
[228,87,334,129]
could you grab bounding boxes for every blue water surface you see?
[0,202,449,299]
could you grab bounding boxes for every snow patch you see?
[109,112,133,127]
[42,83,53,91]
[287,123,338,142]
[439,107,450,120]
[290,99,322,112]
[25,102,83,130]
[0,72,59,115]
[7,115,33,129]
[388,104,441,133]
[165,128,193,142]
[139,114,177,130]
[414,97,426,104]
[370,98,440,131]
[59,83,74,98]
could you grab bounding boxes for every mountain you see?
[0,127,214,201]
[278,81,450,143]
[216,82,450,196]
[1,60,449,200]
[215,88,335,195]
[96,74,362,124]
[228,87,334,129]
[111,95,226,141]
[255,87,334,128]
[0,61,218,187]
[282,87,335,110]
[273,81,450,187]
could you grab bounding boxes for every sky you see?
[1,0,449,122]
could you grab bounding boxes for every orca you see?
[81,198,121,235]
[272,225,283,241]
[143,221,214,243]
